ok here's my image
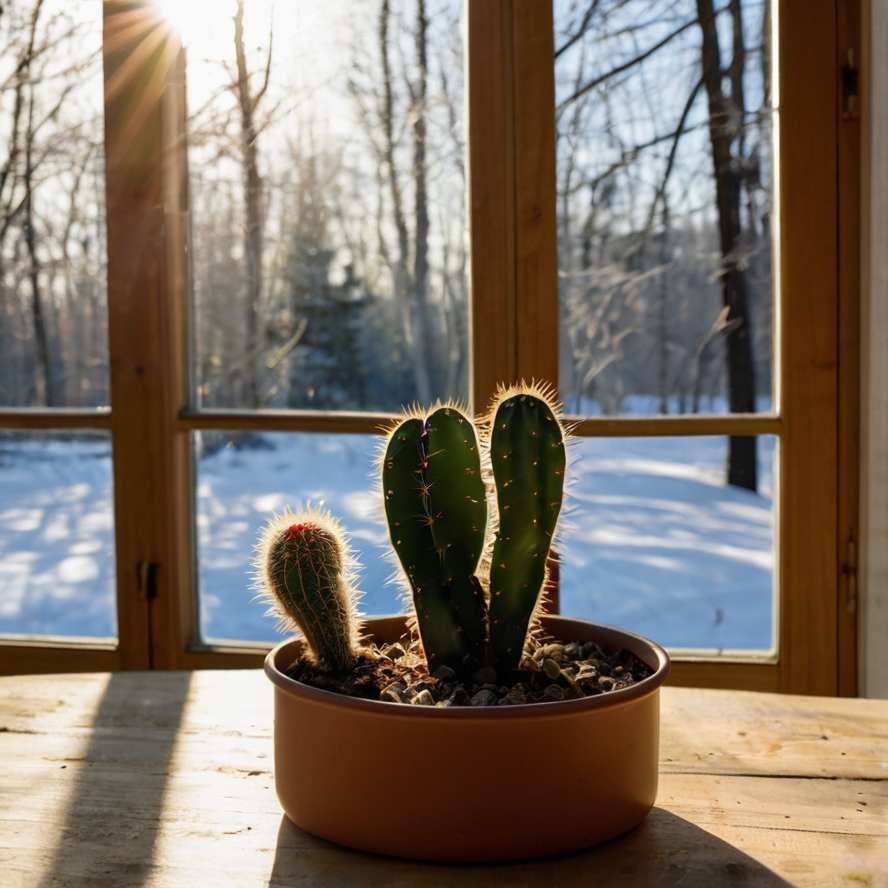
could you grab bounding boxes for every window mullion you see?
[103,1,191,670]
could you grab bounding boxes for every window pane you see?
[0,431,116,639]
[185,0,468,412]
[560,435,775,652]
[554,0,774,419]
[0,1,108,408]
[195,431,398,643]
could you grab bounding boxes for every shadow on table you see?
[269,806,793,887]
[37,670,192,888]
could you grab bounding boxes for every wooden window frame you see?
[0,0,860,695]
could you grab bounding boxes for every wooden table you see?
[1,671,886,887]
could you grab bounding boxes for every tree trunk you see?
[378,0,431,405]
[234,0,264,408]
[411,0,435,401]
[696,0,757,491]
[22,3,57,407]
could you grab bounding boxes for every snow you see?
[0,435,116,638]
[0,430,775,653]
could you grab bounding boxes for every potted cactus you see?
[259,383,670,862]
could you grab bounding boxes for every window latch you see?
[842,49,859,119]
[841,534,857,614]
[138,562,160,602]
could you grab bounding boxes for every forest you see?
[0,0,773,489]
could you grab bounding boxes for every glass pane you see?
[560,435,776,652]
[0,1,108,407]
[0,431,116,639]
[183,0,468,412]
[195,431,397,643]
[554,0,774,420]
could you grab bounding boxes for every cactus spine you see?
[382,406,488,678]
[256,507,360,672]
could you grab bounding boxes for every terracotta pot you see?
[265,614,670,862]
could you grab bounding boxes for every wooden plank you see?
[0,410,112,430]
[467,0,516,409]
[860,0,888,699]
[0,645,119,677]
[177,409,398,435]
[836,0,862,697]
[661,687,888,779]
[778,0,841,695]
[568,413,782,438]
[2,677,887,887]
[103,2,191,670]
[667,661,781,693]
[512,1,559,388]
[153,40,196,671]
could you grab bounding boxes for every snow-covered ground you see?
[0,429,775,652]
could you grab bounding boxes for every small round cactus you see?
[255,506,362,672]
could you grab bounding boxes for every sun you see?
[153,0,236,49]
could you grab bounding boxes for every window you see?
[0,0,859,694]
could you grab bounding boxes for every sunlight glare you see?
[154,0,237,49]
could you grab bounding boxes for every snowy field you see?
[0,430,775,652]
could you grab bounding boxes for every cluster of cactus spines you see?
[486,387,566,674]
[382,383,566,681]
[382,406,489,678]
[256,507,361,672]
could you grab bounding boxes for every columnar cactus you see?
[382,384,566,680]
[382,406,489,677]
[255,507,361,672]
[486,389,566,674]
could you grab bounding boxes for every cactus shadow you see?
[268,806,792,886]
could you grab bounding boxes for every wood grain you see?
[777,0,841,695]
[467,0,516,409]
[1,673,886,887]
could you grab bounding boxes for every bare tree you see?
[556,0,772,489]
[232,0,272,408]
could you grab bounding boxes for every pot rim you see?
[264,614,671,720]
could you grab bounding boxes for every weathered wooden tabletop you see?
[0,670,886,887]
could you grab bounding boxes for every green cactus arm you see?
[487,391,566,676]
[424,406,489,655]
[382,417,475,674]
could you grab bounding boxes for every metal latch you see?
[841,534,857,614]
[842,50,859,119]
[138,562,160,601]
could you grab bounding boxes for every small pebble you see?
[599,676,616,692]
[540,684,565,702]
[539,643,566,660]
[413,689,435,706]
[471,666,498,685]
[598,662,613,676]
[564,642,582,659]
[542,658,562,680]
[431,664,456,681]
[448,687,469,706]
[581,641,600,659]
[470,688,497,706]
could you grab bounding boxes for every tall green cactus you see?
[256,507,361,672]
[382,406,488,678]
[381,385,566,681]
[486,389,566,674]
